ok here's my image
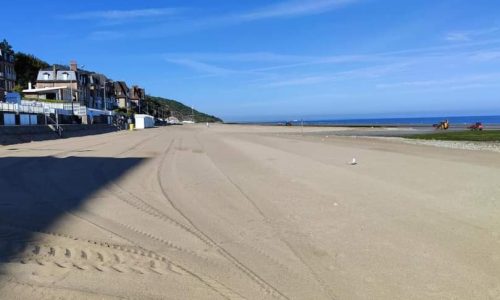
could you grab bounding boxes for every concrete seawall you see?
[0,124,118,146]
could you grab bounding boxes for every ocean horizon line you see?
[228,114,500,126]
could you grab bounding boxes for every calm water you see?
[270,115,500,126]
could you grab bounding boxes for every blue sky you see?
[3,0,500,121]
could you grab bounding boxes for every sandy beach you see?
[1,124,499,299]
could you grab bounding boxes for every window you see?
[62,72,69,80]
[43,72,50,80]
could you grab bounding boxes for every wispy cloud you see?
[468,50,500,61]
[157,38,500,74]
[63,8,180,21]
[86,0,360,40]
[445,27,500,42]
[445,32,470,42]
[161,52,306,63]
[88,30,126,40]
[376,73,500,89]
[163,58,236,76]
[160,51,382,82]
[261,62,412,87]
[159,52,386,75]
[235,0,358,21]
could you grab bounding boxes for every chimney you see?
[28,82,32,90]
[70,60,78,72]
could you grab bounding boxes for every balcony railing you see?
[0,102,55,114]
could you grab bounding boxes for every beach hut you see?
[134,114,154,129]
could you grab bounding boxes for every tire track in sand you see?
[193,134,337,299]
[156,138,290,300]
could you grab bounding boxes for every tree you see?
[14,52,49,89]
[0,39,13,54]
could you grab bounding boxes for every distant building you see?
[31,61,118,110]
[0,46,16,101]
[89,73,115,110]
[129,85,145,111]
[34,61,92,104]
[114,81,130,109]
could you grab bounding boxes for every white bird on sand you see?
[349,158,357,165]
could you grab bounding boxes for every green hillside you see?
[14,52,50,91]
[145,95,223,123]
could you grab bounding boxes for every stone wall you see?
[0,124,118,146]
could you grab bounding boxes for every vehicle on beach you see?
[468,122,483,131]
[433,120,449,130]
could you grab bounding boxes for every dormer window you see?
[43,72,50,80]
[62,72,69,80]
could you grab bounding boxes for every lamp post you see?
[70,78,74,115]
[102,80,107,111]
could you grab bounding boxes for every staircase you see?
[45,113,63,137]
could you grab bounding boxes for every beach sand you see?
[0,124,499,299]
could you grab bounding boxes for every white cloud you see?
[445,32,470,42]
[469,50,500,61]
[85,0,360,39]
[376,73,500,89]
[263,75,331,87]
[262,63,412,87]
[236,0,358,21]
[445,27,500,42]
[163,58,236,76]
[161,52,306,63]
[158,38,500,75]
[63,8,180,20]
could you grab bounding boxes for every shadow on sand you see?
[0,156,145,275]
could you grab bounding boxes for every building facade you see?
[129,85,145,112]
[0,47,16,101]
[90,73,115,110]
[114,81,130,109]
[35,61,92,105]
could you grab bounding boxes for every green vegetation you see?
[145,95,223,123]
[408,130,500,142]
[14,52,50,91]
[0,39,14,53]
[113,107,134,117]
[33,99,65,104]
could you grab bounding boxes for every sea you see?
[257,115,500,127]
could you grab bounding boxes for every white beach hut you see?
[135,114,154,129]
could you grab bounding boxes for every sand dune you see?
[0,124,499,299]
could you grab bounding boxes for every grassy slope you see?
[408,130,500,142]
[145,95,223,123]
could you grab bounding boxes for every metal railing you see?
[20,100,78,116]
[0,102,55,114]
[4,100,111,117]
